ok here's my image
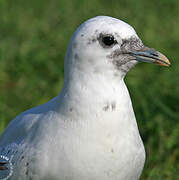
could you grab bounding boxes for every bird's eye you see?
[101,34,117,47]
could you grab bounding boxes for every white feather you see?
[0,16,145,180]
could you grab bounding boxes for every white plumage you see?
[0,16,170,180]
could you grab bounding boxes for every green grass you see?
[0,0,178,179]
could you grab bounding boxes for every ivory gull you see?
[0,16,170,180]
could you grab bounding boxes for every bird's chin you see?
[109,50,139,77]
[112,60,138,79]
[120,60,138,74]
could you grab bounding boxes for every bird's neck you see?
[56,72,135,121]
[54,73,140,146]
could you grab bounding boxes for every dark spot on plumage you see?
[87,37,97,45]
[21,156,24,160]
[69,108,73,112]
[25,169,29,175]
[7,150,11,154]
[111,148,114,153]
[87,31,99,45]
[74,53,79,60]
[111,102,116,110]
[103,104,110,111]
[114,32,120,38]
[103,102,116,112]
[25,162,29,175]
[81,34,84,37]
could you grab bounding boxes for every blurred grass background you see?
[0,0,178,179]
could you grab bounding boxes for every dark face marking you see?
[114,32,120,38]
[87,37,97,45]
[120,37,144,52]
[87,30,99,45]
[112,56,133,72]
[107,37,144,72]
[108,37,144,59]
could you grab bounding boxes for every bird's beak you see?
[130,47,170,66]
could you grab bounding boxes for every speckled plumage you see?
[0,16,147,180]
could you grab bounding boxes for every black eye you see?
[102,35,116,46]
[98,33,117,48]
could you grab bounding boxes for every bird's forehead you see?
[77,16,138,40]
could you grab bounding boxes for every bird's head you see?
[65,16,170,80]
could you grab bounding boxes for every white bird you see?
[0,16,170,180]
